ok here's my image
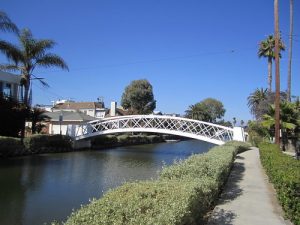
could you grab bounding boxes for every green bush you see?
[91,135,118,147]
[0,136,25,157]
[65,179,217,225]
[24,134,72,153]
[259,143,300,225]
[62,141,248,225]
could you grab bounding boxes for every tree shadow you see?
[207,208,237,225]
[206,159,246,225]
[219,161,245,204]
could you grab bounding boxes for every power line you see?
[39,48,256,74]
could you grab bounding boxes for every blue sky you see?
[1,0,300,122]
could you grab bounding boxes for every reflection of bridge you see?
[72,115,245,145]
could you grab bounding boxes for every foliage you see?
[247,88,288,120]
[260,101,300,150]
[23,134,72,153]
[0,136,25,157]
[0,94,29,137]
[91,134,163,148]
[27,107,50,134]
[0,11,18,33]
[258,35,285,92]
[185,98,225,123]
[91,135,118,147]
[259,143,300,225]
[247,121,270,147]
[62,141,249,225]
[121,79,156,114]
[0,28,68,106]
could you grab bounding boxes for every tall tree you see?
[0,28,68,106]
[121,79,156,114]
[258,35,285,92]
[0,11,18,34]
[287,0,294,102]
[247,88,287,120]
[247,88,269,120]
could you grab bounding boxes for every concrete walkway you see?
[207,147,290,225]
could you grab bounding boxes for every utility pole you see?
[287,0,294,102]
[274,0,281,146]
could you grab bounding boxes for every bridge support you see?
[233,127,245,142]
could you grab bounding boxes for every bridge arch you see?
[71,115,245,145]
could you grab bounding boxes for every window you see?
[3,83,12,97]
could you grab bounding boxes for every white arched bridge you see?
[71,115,245,145]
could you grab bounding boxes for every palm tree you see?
[28,107,50,134]
[0,11,18,34]
[0,28,68,105]
[258,35,285,92]
[247,88,269,119]
[232,117,237,127]
[287,0,294,102]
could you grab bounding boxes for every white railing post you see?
[233,127,245,142]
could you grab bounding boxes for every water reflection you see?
[0,140,213,225]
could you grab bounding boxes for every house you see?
[52,101,106,118]
[43,111,96,135]
[0,70,21,101]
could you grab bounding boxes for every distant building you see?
[43,111,96,135]
[105,101,129,117]
[163,113,180,117]
[0,71,21,101]
[52,101,106,118]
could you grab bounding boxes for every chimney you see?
[110,101,117,117]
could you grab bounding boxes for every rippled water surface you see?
[0,140,214,225]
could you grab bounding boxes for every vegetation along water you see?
[0,140,213,225]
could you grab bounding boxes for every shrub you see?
[259,143,300,225]
[91,135,118,147]
[65,179,217,225]
[24,134,72,153]
[62,141,248,224]
[0,136,25,157]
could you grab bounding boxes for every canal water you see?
[0,140,214,225]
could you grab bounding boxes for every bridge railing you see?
[70,115,244,145]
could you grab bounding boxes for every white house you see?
[43,111,96,135]
[0,71,21,101]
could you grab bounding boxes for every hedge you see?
[23,134,73,154]
[259,143,300,225]
[0,136,25,157]
[60,141,250,225]
[91,134,163,148]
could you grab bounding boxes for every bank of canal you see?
[0,140,214,225]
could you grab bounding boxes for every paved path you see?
[207,147,290,225]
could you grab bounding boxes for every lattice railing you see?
[74,115,235,145]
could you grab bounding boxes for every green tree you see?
[27,107,50,134]
[258,35,285,92]
[185,98,225,123]
[0,28,68,106]
[247,88,269,120]
[232,117,237,127]
[247,88,287,120]
[260,101,300,149]
[0,11,18,34]
[0,94,28,137]
[121,79,156,114]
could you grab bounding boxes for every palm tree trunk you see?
[274,0,281,146]
[287,0,294,102]
[24,79,30,106]
[268,57,273,92]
